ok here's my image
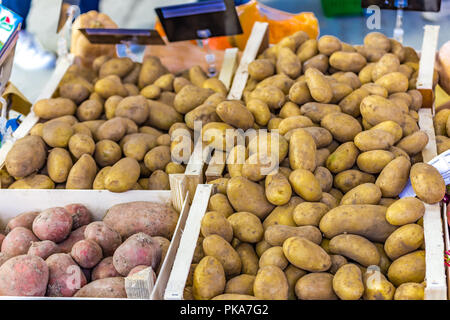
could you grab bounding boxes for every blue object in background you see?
[197,0,250,4]
[0,115,20,145]
[2,0,30,28]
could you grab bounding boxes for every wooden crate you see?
[0,188,190,300]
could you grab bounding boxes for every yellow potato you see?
[289,129,316,172]
[384,224,424,260]
[265,172,292,206]
[329,51,367,72]
[363,268,395,300]
[8,174,55,189]
[385,197,425,226]
[293,202,329,226]
[227,212,264,243]
[104,157,140,192]
[329,234,380,267]
[203,234,242,277]
[304,68,333,103]
[326,142,359,174]
[295,272,337,300]
[410,163,445,204]
[334,169,375,193]
[47,148,73,183]
[357,150,395,174]
[394,282,424,300]
[289,169,322,201]
[201,211,234,243]
[375,156,411,197]
[332,264,364,300]
[193,256,226,300]
[265,225,322,246]
[283,237,331,272]
[253,265,289,300]
[340,183,382,205]
[236,243,259,276]
[321,112,362,142]
[387,250,425,286]
[259,246,289,270]
[66,154,97,189]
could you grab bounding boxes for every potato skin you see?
[265,173,292,206]
[248,59,274,81]
[357,150,395,174]
[329,234,380,267]
[259,246,289,270]
[340,183,382,205]
[396,131,429,156]
[387,250,425,286]
[295,272,337,300]
[321,112,362,143]
[46,253,87,297]
[147,100,183,131]
[334,169,376,193]
[305,68,333,103]
[226,177,274,220]
[319,205,397,242]
[363,268,395,300]
[384,224,424,260]
[394,282,424,300]
[360,95,404,126]
[375,156,411,197]
[202,234,242,277]
[329,52,366,72]
[386,197,425,226]
[326,142,359,174]
[265,225,322,246]
[236,243,259,276]
[84,221,122,256]
[201,211,233,243]
[66,154,98,189]
[1,227,38,257]
[332,264,364,300]
[354,130,395,151]
[289,169,323,201]
[144,146,171,172]
[6,135,47,178]
[289,129,316,171]
[47,148,73,183]
[225,274,255,295]
[74,277,127,298]
[227,212,263,244]
[34,98,77,120]
[193,256,226,300]
[410,163,445,204]
[283,236,331,272]
[293,202,329,226]
[253,265,289,300]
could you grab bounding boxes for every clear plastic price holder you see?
[362,0,441,43]
[155,0,243,76]
[78,28,165,63]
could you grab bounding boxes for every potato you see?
[248,59,275,80]
[147,100,183,131]
[185,104,220,130]
[289,169,322,201]
[200,211,233,243]
[363,268,395,300]
[360,95,404,126]
[0,255,49,296]
[71,239,103,268]
[394,282,424,300]
[283,237,331,272]
[370,120,403,143]
[314,167,333,193]
[387,250,425,286]
[328,254,348,274]
[319,205,397,242]
[1,227,38,256]
[46,253,87,297]
[225,274,255,296]
[66,154,97,189]
[297,39,318,62]
[293,202,329,227]
[226,177,274,220]
[375,72,409,94]
[173,85,212,114]
[31,207,72,243]
[76,100,102,122]
[34,98,77,120]
[5,211,38,234]
[288,129,316,171]
[276,47,302,79]
[99,57,134,78]
[295,272,337,300]
[202,235,241,277]
[329,234,380,267]
[253,265,289,300]
[68,133,95,159]
[304,54,329,73]
[114,95,149,125]
[94,75,127,99]
[94,140,122,167]
[265,172,292,206]
[259,246,289,270]
[410,163,445,204]
[122,133,157,161]
[332,264,364,300]
[47,148,73,183]
[147,170,169,190]
[354,130,395,152]
[361,83,388,97]
[74,277,126,298]
[279,115,314,135]
[262,197,303,229]
[386,197,425,226]
[95,117,127,142]
[284,265,306,300]
[59,80,91,104]
[318,35,342,56]
[216,100,254,130]
[340,183,382,205]
[434,109,450,135]
[321,112,362,142]
[250,85,285,110]
[104,157,140,192]
[384,224,424,260]
[329,80,353,104]
[142,145,170,173]
[103,96,123,119]
[235,243,258,276]
[138,56,167,88]
[288,80,312,106]
[140,84,161,99]
[226,212,263,243]
[338,88,370,118]
[326,142,359,174]
[84,221,121,257]
[92,257,121,281]
[304,68,333,103]
[359,63,375,84]
[112,232,161,276]
[207,194,234,218]
[246,99,271,126]
[264,225,322,246]
[329,52,366,72]
[333,169,376,193]
[299,102,341,124]
[372,54,399,81]
[375,156,411,197]
[395,131,428,156]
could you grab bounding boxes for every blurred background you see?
[4,0,450,102]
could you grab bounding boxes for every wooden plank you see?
[205,150,226,182]
[164,184,212,300]
[417,25,440,110]
[227,22,269,101]
[169,174,187,210]
[125,267,155,299]
[442,203,450,299]
[418,108,447,300]
[185,140,211,203]
[0,53,75,169]
[218,47,239,90]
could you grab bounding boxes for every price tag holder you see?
[79,28,165,45]
[155,0,243,42]
[362,0,441,11]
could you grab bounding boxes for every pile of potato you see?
[177,31,447,300]
[1,53,230,191]
[433,108,450,154]
[0,201,178,297]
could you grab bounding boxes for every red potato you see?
[5,211,39,233]
[84,221,122,256]
[103,201,179,239]
[127,265,157,282]
[32,207,73,242]
[1,227,39,257]
[0,255,49,296]
[46,253,87,297]
[153,236,170,274]
[28,240,60,260]
[74,277,127,298]
[71,239,103,268]
[64,204,92,230]
[58,225,87,253]
[0,234,4,248]
[92,257,120,281]
[113,232,162,276]
[0,253,10,267]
